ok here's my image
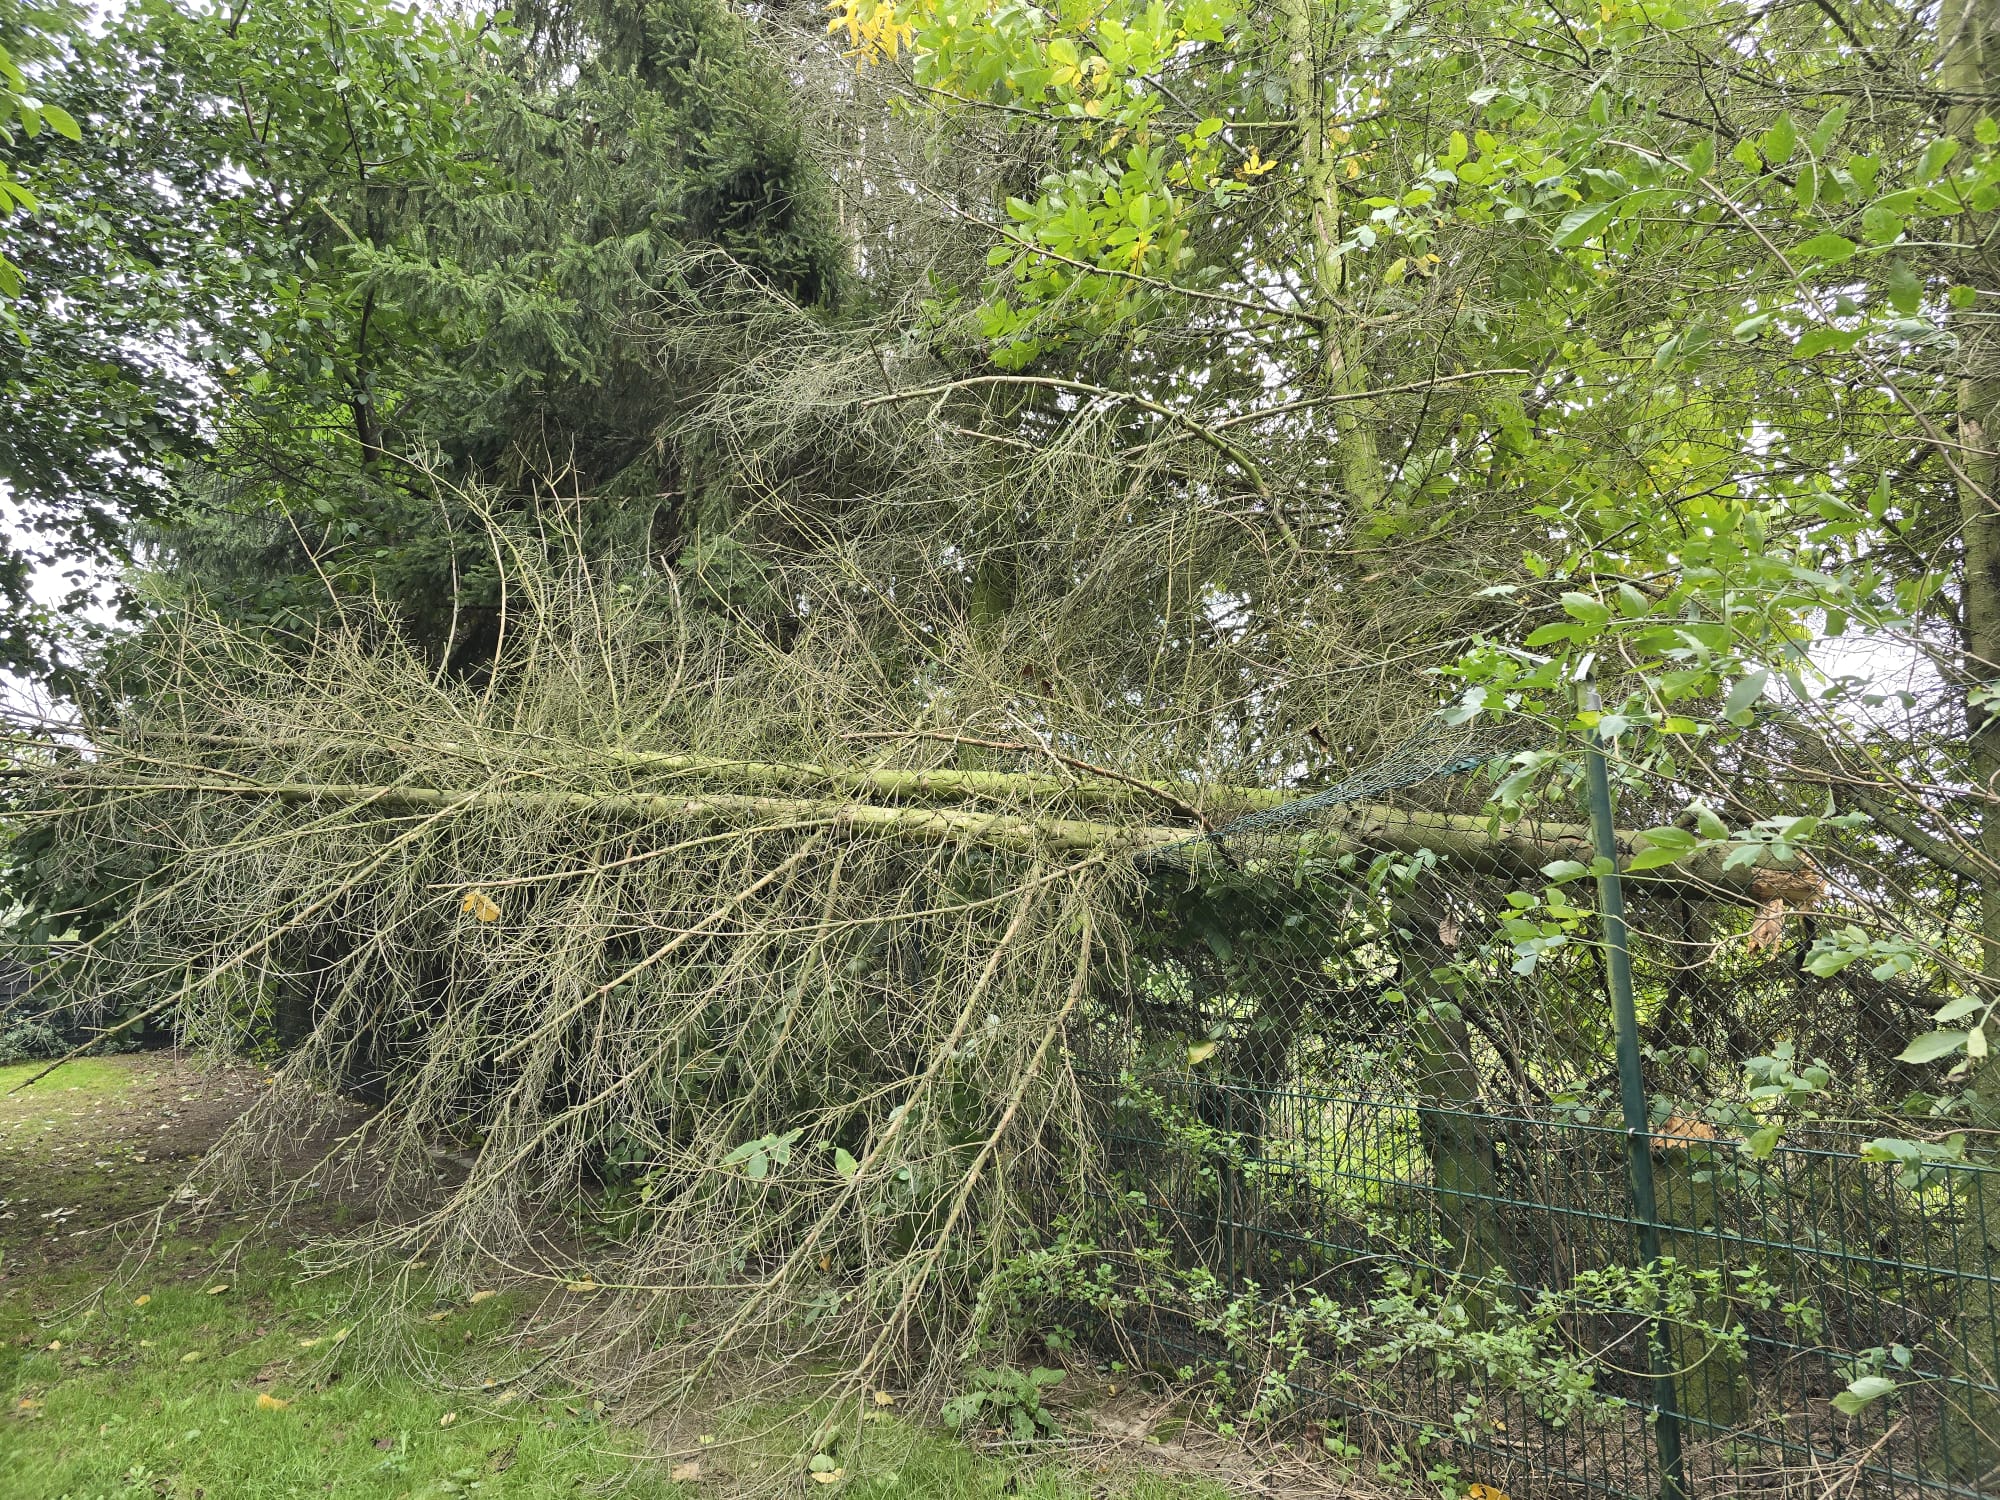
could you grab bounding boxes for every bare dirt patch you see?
[0,1051,290,1272]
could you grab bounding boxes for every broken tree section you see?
[28,737,1814,904]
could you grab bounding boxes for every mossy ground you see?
[0,1054,1238,1499]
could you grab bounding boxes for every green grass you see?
[0,1057,139,1099]
[1,1243,684,1499]
[0,1251,1236,1498]
[0,1054,1236,1499]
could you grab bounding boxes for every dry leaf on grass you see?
[439,1411,458,1428]
[256,1393,291,1411]
[670,1461,700,1482]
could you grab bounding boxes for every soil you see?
[0,1050,369,1277]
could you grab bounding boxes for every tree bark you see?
[1279,0,1384,512]
[42,764,1803,901]
[1940,0,2000,1479]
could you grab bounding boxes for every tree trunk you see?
[35,760,1802,901]
[1941,0,2000,1480]
[1279,0,1383,513]
[1392,893,1511,1315]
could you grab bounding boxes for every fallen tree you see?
[10,745,1806,903]
[0,573,1837,1443]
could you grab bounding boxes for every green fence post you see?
[1583,694,1689,1500]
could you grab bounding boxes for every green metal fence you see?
[1099,1075,2000,1498]
[1080,723,2000,1498]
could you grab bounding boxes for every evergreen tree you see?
[8,0,845,679]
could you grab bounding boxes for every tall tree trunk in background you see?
[1948,0,2000,992]
[1279,0,1383,513]
[1942,1,2000,1481]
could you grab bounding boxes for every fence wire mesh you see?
[1073,762,2000,1500]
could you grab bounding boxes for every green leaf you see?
[1794,232,1855,264]
[1638,826,1697,851]
[1186,1039,1219,1065]
[1920,135,1960,182]
[1524,622,1581,648]
[38,102,78,141]
[1693,804,1730,840]
[1759,112,1797,164]
[1724,669,1768,721]
[1831,1375,1896,1416]
[1896,1031,1967,1065]
[1808,104,1848,155]
[1553,201,1620,248]
[1560,591,1610,625]
[833,1147,859,1179]
[1806,946,1859,977]
[1744,1123,1783,1160]
[1886,261,1923,314]
[1979,116,2000,147]
[1683,138,1714,178]
[1540,859,1590,883]
[1625,846,1687,872]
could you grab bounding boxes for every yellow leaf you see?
[132,1295,151,1307]
[494,1389,519,1406]
[427,1311,450,1322]
[565,1280,598,1294]
[297,1337,322,1349]
[671,1461,701,1482]
[44,1341,60,1351]
[204,1284,229,1296]
[460,889,501,923]
[15,1397,42,1412]
[1344,157,1360,179]
[810,1470,845,1485]
[1186,1040,1218,1066]
[872,1390,895,1407]
[256,1393,291,1411]
[332,1326,352,1343]
[180,1351,203,1364]
[468,1290,497,1304]
[439,1411,458,1428]
[1467,1486,1513,1500]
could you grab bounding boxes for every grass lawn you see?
[0,1054,1242,1499]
